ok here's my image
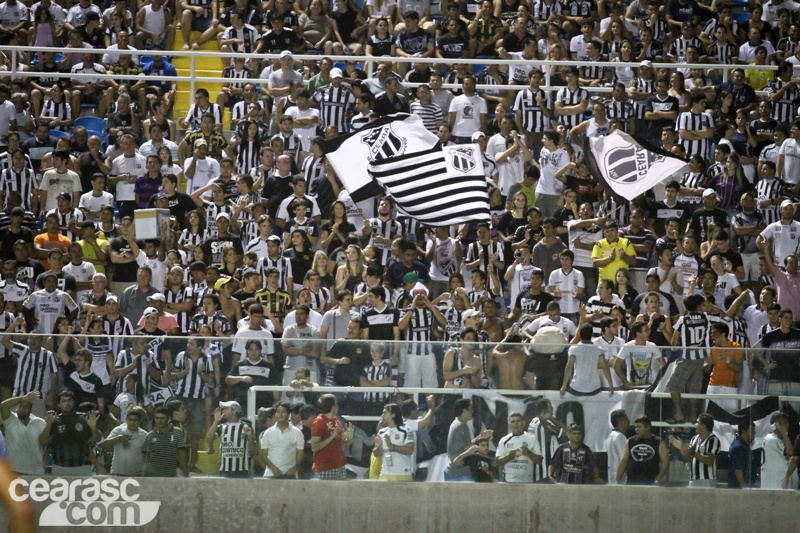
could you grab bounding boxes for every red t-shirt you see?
[311,413,346,472]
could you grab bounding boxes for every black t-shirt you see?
[148,192,197,230]
[501,31,525,53]
[78,152,105,194]
[331,9,359,44]
[232,289,256,302]
[78,25,105,48]
[328,339,371,387]
[63,361,104,406]
[284,248,313,286]
[553,207,576,244]
[759,327,800,383]
[463,453,494,482]
[259,28,304,53]
[109,237,142,282]
[50,413,93,467]
[705,248,744,270]
[690,206,728,243]
[320,221,356,255]
[649,200,690,238]
[514,289,553,315]
[227,357,280,407]
[14,258,45,288]
[35,270,77,293]
[203,234,244,265]
[361,305,400,341]
[436,34,470,59]
[645,94,680,140]
[0,226,33,261]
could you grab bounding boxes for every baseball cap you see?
[780,199,794,210]
[639,60,653,69]
[10,207,24,216]
[105,294,119,303]
[702,188,716,198]
[403,272,423,284]
[216,212,231,221]
[471,131,486,141]
[267,235,282,243]
[462,309,481,321]
[142,306,159,318]
[194,138,207,147]
[57,192,71,201]
[214,277,233,290]
[279,50,293,59]
[170,265,184,274]
[152,192,167,202]
[219,400,242,413]
[330,68,343,79]
[147,293,166,302]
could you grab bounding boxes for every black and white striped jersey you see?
[220,24,260,55]
[171,351,213,399]
[442,307,462,343]
[668,36,704,62]
[222,65,255,92]
[634,40,664,61]
[689,433,720,480]
[514,87,550,133]
[755,178,787,226]
[404,307,435,356]
[165,285,194,334]
[301,154,325,195]
[46,207,85,242]
[255,255,293,292]
[678,111,714,161]
[308,287,331,312]
[605,99,634,129]
[313,84,356,133]
[202,200,235,238]
[368,217,402,266]
[598,196,630,227]
[350,113,371,130]
[708,41,735,65]
[0,151,33,174]
[527,416,562,481]
[184,103,223,131]
[1,167,38,211]
[363,361,392,402]
[466,240,505,279]
[178,228,207,250]
[11,343,57,396]
[673,312,713,360]
[231,101,265,126]
[189,311,231,336]
[235,139,261,175]
[646,17,668,42]
[40,99,72,132]
[767,77,800,124]
[631,77,655,119]
[215,420,252,473]
[271,132,304,166]
[409,101,444,133]
[532,0,563,20]
[102,314,134,357]
[777,36,798,58]
[555,86,589,129]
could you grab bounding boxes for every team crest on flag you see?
[605,145,666,184]
[450,146,476,173]
[360,124,407,161]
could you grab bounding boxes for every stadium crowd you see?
[0,0,799,486]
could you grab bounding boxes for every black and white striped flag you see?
[367,144,491,226]
[584,131,688,203]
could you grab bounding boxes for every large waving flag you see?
[320,113,440,202]
[368,144,491,226]
[584,131,688,203]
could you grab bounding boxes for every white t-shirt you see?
[593,335,625,388]
[760,431,789,489]
[567,220,602,269]
[617,340,662,387]
[426,237,460,282]
[714,272,739,308]
[260,423,304,476]
[63,260,95,303]
[338,189,372,236]
[486,132,524,195]
[604,428,627,485]
[113,391,137,422]
[378,424,414,477]
[738,40,776,63]
[79,191,115,221]
[39,169,81,212]
[106,423,148,476]
[136,250,167,293]
[508,263,535,308]
[0,100,16,140]
[111,153,147,201]
[448,94,487,138]
[567,342,605,393]
[495,431,542,482]
[779,137,800,185]
[184,156,221,194]
[285,106,320,152]
[760,220,800,266]
[536,147,568,196]
[402,417,421,473]
[232,327,275,359]
[548,268,584,314]
[526,315,576,338]
[23,289,78,333]
[508,52,536,83]
[2,412,46,475]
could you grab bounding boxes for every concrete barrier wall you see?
[1,477,795,533]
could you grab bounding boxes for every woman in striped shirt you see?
[409,84,444,134]
[178,210,207,253]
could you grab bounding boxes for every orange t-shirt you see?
[33,233,72,271]
[709,341,743,388]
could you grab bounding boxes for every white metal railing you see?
[0,46,774,99]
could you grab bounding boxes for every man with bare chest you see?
[489,330,528,390]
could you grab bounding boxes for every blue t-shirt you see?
[143,59,177,91]
[727,435,754,488]
[665,0,696,22]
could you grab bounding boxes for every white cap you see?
[142,306,159,317]
[219,400,242,413]
[330,68,343,79]
[780,199,794,210]
[279,50,292,59]
[471,131,486,141]
[702,188,716,198]
[640,60,653,69]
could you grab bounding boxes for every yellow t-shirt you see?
[591,237,635,281]
[78,237,110,274]
[746,63,772,90]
